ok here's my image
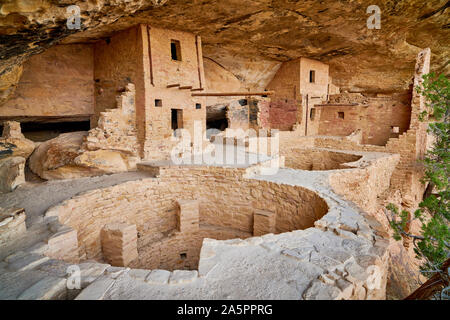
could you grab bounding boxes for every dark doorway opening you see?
[207,117,228,132]
[309,70,316,83]
[171,40,182,61]
[171,109,183,132]
[19,121,91,142]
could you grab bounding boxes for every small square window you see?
[155,99,162,107]
[180,253,187,260]
[171,40,182,61]
[338,112,344,119]
[309,70,316,83]
[195,103,201,109]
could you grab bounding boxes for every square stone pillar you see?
[176,200,199,233]
[101,223,138,267]
[253,209,276,236]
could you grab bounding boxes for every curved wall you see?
[46,165,328,270]
[283,148,362,171]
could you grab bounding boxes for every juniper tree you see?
[386,73,449,300]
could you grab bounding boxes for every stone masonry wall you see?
[278,49,431,206]
[94,27,145,126]
[101,223,138,267]
[79,83,140,169]
[144,26,207,161]
[266,59,300,101]
[45,165,328,270]
[284,148,362,171]
[315,92,412,146]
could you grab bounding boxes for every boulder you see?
[29,131,87,179]
[29,131,137,180]
[74,150,128,173]
[0,121,35,160]
[0,156,25,192]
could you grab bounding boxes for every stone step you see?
[17,276,67,300]
[7,253,49,272]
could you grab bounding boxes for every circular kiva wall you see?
[283,148,362,171]
[46,166,328,271]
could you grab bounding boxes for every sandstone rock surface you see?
[28,131,134,180]
[0,0,448,103]
[0,156,25,192]
[0,121,35,160]
[29,131,87,179]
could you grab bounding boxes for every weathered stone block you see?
[253,209,276,236]
[176,200,199,233]
[101,223,138,267]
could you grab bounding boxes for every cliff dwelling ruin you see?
[0,0,448,302]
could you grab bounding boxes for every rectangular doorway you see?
[171,109,183,132]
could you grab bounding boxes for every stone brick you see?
[253,209,276,236]
[176,200,199,233]
[101,223,138,267]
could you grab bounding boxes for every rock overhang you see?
[0,0,448,104]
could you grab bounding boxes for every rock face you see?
[29,131,87,180]
[0,0,448,103]
[28,131,130,180]
[0,121,34,192]
[0,121,35,160]
[0,207,26,248]
[74,150,129,173]
[0,156,25,192]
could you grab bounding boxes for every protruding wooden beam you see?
[314,103,359,107]
[179,86,193,90]
[192,91,274,97]
[191,88,204,92]
[167,84,180,88]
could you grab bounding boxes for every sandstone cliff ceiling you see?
[0,0,449,105]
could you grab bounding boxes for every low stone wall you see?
[283,148,362,171]
[0,148,398,300]
[328,152,400,213]
[45,165,329,270]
